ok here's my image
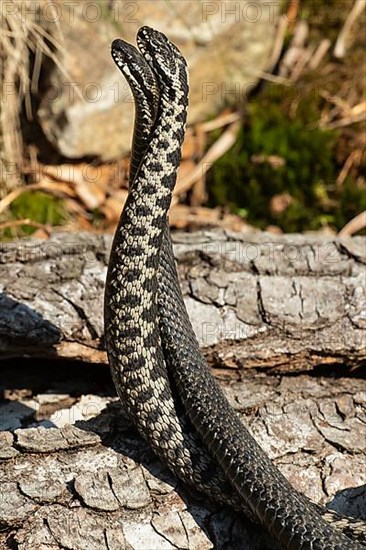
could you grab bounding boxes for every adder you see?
[104,26,365,549]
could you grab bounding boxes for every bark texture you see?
[1,364,365,550]
[0,230,365,549]
[0,230,365,373]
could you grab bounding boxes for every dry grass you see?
[0,0,65,196]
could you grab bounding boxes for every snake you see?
[104,26,365,549]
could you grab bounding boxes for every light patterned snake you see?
[104,27,365,549]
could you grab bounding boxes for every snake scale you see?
[104,27,365,549]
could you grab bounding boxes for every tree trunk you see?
[0,230,365,374]
[1,365,365,550]
[1,230,365,549]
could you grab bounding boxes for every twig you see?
[173,121,241,198]
[267,15,289,72]
[336,149,364,187]
[291,43,317,81]
[198,112,241,133]
[334,0,366,58]
[0,218,52,234]
[0,182,74,215]
[245,68,292,86]
[286,0,301,24]
[319,90,353,114]
[338,211,366,237]
[308,39,331,70]
[320,112,366,130]
[279,20,309,78]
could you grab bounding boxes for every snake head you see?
[137,26,188,98]
[111,37,159,108]
[111,39,143,81]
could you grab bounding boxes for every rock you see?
[37,0,278,160]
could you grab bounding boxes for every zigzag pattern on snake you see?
[104,26,365,549]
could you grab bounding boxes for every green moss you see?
[209,92,365,233]
[9,191,67,235]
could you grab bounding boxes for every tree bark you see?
[0,230,365,373]
[1,230,365,548]
[1,365,365,550]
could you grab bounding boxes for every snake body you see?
[105,27,365,549]
[109,32,250,515]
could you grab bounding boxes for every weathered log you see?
[0,230,365,373]
[1,231,365,548]
[1,362,365,550]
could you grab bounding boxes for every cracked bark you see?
[0,230,365,373]
[0,230,365,548]
[1,365,365,550]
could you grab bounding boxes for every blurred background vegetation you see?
[209,0,365,233]
[0,0,365,240]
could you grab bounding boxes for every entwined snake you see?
[104,27,365,549]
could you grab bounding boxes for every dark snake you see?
[104,26,365,549]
